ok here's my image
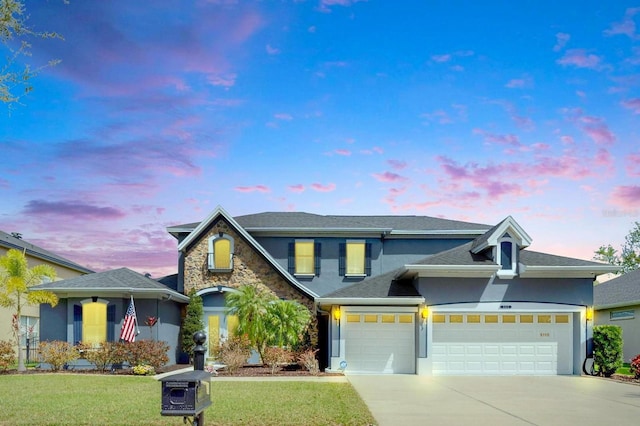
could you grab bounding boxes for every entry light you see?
[333,306,341,321]
[586,306,594,321]
[420,306,429,320]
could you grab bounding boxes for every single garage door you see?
[432,312,573,375]
[344,312,415,374]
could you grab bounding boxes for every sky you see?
[1,0,639,278]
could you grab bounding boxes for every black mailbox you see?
[161,370,212,416]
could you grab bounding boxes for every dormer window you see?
[208,233,234,271]
[497,233,517,278]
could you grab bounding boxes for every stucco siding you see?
[595,305,640,363]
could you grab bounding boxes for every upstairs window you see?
[339,241,372,276]
[288,240,321,276]
[208,233,234,271]
[496,233,517,278]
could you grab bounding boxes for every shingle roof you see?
[323,270,422,299]
[0,230,93,274]
[31,267,188,301]
[594,269,640,309]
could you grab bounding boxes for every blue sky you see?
[1,0,639,277]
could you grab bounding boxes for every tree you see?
[1,0,64,106]
[181,291,204,358]
[0,248,58,371]
[594,221,640,274]
[225,284,312,363]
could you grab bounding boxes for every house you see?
[33,268,189,365]
[167,206,617,376]
[0,230,93,357]
[594,269,640,362]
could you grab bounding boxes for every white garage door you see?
[432,312,573,375]
[344,312,415,374]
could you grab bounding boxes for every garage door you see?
[344,312,415,374]
[432,312,573,375]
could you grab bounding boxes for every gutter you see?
[396,264,500,279]
[316,297,425,306]
[30,287,190,302]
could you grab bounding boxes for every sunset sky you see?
[1,0,639,278]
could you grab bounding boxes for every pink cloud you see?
[604,7,640,38]
[610,186,640,208]
[310,182,336,192]
[234,185,271,193]
[580,117,616,145]
[560,135,575,145]
[621,98,640,113]
[372,171,408,183]
[23,200,126,220]
[553,32,570,51]
[505,77,533,89]
[266,44,280,55]
[317,0,365,13]
[473,129,521,147]
[361,146,384,155]
[387,159,407,170]
[626,153,640,177]
[288,184,305,193]
[431,54,451,63]
[274,113,293,120]
[208,73,237,87]
[421,110,453,124]
[335,149,351,156]
[557,49,604,70]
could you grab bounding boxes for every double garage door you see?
[432,312,574,375]
[343,312,416,374]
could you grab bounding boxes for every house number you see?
[500,305,512,309]
[540,332,550,337]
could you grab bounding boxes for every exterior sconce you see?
[420,305,429,320]
[91,296,98,303]
[333,306,341,321]
[586,306,594,321]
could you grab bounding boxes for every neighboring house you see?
[33,268,189,365]
[594,269,640,362]
[0,230,93,356]
[167,206,616,376]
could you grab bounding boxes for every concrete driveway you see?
[346,375,640,426]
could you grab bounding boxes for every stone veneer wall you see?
[183,218,314,312]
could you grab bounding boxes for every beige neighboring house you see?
[594,268,640,363]
[0,231,93,357]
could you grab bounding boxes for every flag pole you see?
[131,295,140,336]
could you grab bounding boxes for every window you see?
[339,241,372,276]
[611,310,635,320]
[496,233,517,278]
[208,233,234,271]
[19,316,39,347]
[288,240,321,276]
[73,301,116,345]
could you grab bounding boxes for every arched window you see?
[496,233,517,278]
[208,233,234,271]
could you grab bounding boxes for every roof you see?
[169,212,491,237]
[0,230,93,274]
[31,267,189,302]
[594,269,640,310]
[318,270,425,306]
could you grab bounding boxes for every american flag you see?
[119,296,138,343]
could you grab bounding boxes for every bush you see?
[297,348,320,375]
[132,364,155,376]
[78,341,125,372]
[212,334,251,374]
[593,325,623,377]
[630,354,640,379]
[119,340,169,370]
[0,340,16,371]
[38,341,80,371]
[262,346,294,375]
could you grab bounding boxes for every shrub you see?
[132,364,155,376]
[212,334,251,374]
[181,291,204,357]
[262,346,294,375]
[78,341,125,372]
[593,325,623,377]
[297,348,320,375]
[38,341,80,371]
[119,340,169,370]
[0,340,16,371]
[630,354,640,379]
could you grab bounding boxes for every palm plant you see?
[0,249,58,371]
[266,299,311,348]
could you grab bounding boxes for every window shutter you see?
[288,242,295,274]
[365,243,372,276]
[73,304,82,344]
[339,243,346,276]
[107,304,116,342]
[314,242,321,276]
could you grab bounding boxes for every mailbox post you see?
[161,332,211,425]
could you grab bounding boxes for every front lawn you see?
[0,375,375,425]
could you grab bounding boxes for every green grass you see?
[0,374,375,425]
[617,363,633,376]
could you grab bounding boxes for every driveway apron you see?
[346,375,640,426]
